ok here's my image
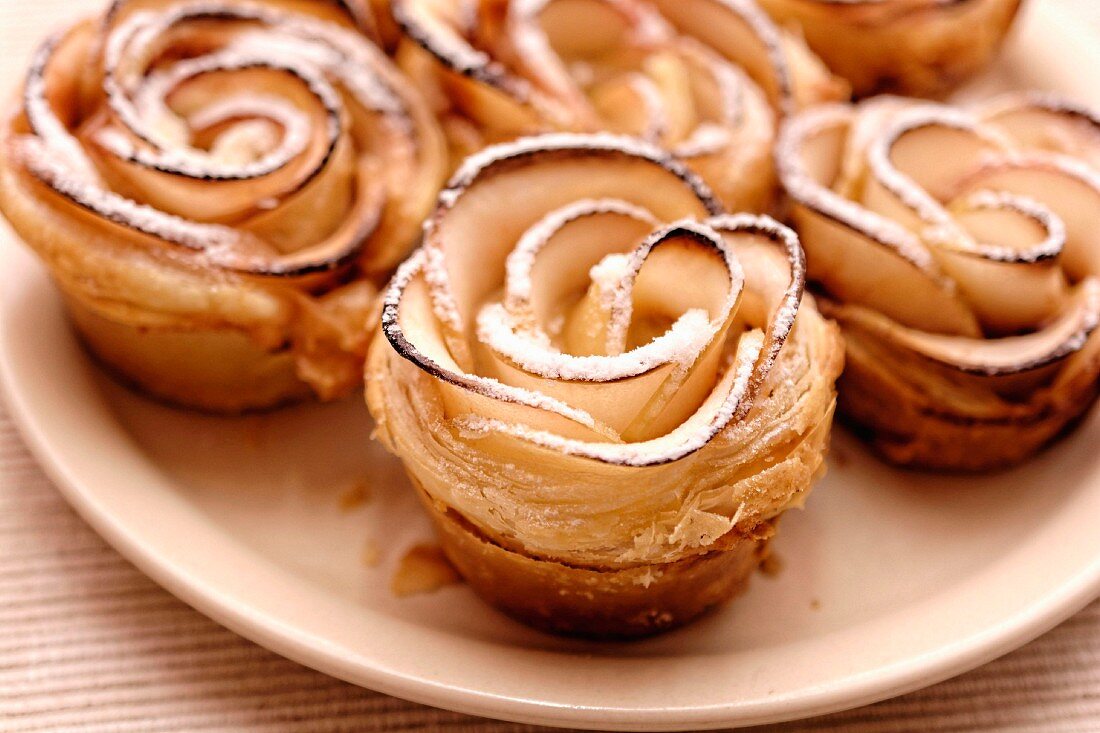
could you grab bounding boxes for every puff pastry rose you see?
[390,0,846,212]
[757,0,1023,97]
[0,0,446,411]
[367,134,843,637]
[778,94,1100,471]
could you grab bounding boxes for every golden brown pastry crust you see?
[66,297,313,412]
[831,301,1100,472]
[419,482,776,638]
[367,133,843,636]
[757,0,1023,97]
[0,0,446,412]
[778,94,1100,471]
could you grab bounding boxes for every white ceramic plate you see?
[3,3,1100,730]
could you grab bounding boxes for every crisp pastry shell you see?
[368,313,841,636]
[0,157,324,413]
[415,480,776,638]
[65,296,312,413]
[365,134,844,636]
[834,310,1100,472]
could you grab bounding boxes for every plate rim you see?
[3,234,1100,731]
[4,3,1100,727]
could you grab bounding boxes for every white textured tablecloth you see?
[3,1,1100,730]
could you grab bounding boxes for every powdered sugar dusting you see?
[450,329,763,467]
[777,103,949,277]
[503,198,658,308]
[779,92,1100,369]
[588,252,634,312]
[479,304,715,381]
[22,35,102,185]
[17,0,417,274]
[17,137,244,255]
[386,137,809,466]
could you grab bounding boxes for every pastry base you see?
[838,342,1100,472]
[416,485,775,639]
[66,296,312,413]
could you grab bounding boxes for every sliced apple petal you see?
[706,213,805,402]
[503,197,658,337]
[450,328,765,467]
[647,0,845,114]
[587,74,665,140]
[982,91,1100,171]
[834,279,1100,396]
[385,252,619,442]
[640,51,699,146]
[777,104,981,336]
[952,157,1100,282]
[422,133,720,339]
[930,190,1069,334]
[860,106,1008,232]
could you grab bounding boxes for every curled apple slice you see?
[933,191,1069,334]
[646,0,847,113]
[368,132,843,570]
[777,94,1100,470]
[951,158,1100,283]
[367,133,843,635]
[982,91,1100,171]
[392,0,846,210]
[0,0,447,410]
[777,104,981,336]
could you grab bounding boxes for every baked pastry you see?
[390,0,846,211]
[0,0,446,411]
[367,134,843,637]
[778,93,1100,471]
[356,0,404,50]
[757,0,1023,97]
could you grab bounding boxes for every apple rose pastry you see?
[0,0,446,412]
[390,0,846,212]
[366,134,843,637]
[778,94,1100,471]
[757,0,1023,98]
